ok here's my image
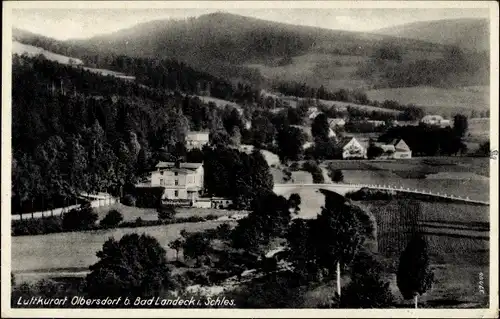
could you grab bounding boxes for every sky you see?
[9,5,491,40]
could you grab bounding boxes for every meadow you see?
[366,86,490,116]
[11,220,234,275]
[360,199,489,307]
[12,41,83,65]
[246,53,369,90]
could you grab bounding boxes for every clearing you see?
[366,86,490,116]
[11,220,235,275]
[360,199,489,307]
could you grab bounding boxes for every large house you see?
[342,137,367,159]
[186,131,210,150]
[151,161,204,202]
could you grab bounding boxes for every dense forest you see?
[11,54,265,213]
[10,54,313,214]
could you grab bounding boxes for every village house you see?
[185,131,210,150]
[371,139,412,159]
[389,139,412,158]
[151,161,204,202]
[366,120,386,127]
[372,143,396,159]
[342,137,368,159]
[328,118,346,129]
[420,115,451,127]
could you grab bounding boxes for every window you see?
[175,172,178,176]
[160,179,164,186]
[160,171,164,175]
[175,179,179,186]
[174,190,178,197]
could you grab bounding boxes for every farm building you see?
[328,118,346,128]
[186,131,210,150]
[389,139,412,159]
[366,120,386,127]
[342,137,368,159]
[372,139,412,159]
[420,115,451,127]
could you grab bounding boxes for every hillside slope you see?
[374,18,489,52]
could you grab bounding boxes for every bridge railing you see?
[273,183,489,205]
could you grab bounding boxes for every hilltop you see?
[12,13,490,112]
[373,18,489,52]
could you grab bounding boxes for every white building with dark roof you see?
[186,131,210,150]
[150,161,204,201]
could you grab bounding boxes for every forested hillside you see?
[10,54,266,213]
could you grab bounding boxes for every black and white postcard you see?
[2,1,498,317]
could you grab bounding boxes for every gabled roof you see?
[341,137,367,150]
[388,139,411,152]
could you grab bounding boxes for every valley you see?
[9,8,493,311]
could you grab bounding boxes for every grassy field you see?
[320,157,489,176]
[12,41,83,65]
[247,53,370,90]
[360,199,489,307]
[11,220,235,274]
[366,86,490,116]
[467,118,490,143]
[196,95,243,112]
[341,169,489,202]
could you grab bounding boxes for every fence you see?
[11,194,118,221]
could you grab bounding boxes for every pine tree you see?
[397,234,434,308]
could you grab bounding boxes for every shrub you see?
[302,161,324,184]
[121,194,136,206]
[340,250,394,308]
[127,187,165,208]
[85,233,175,298]
[327,164,344,183]
[134,217,144,227]
[100,209,123,228]
[62,202,98,231]
[12,216,63,236]
[345,188,394,201]
[158,205,176,222]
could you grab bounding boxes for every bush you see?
[12,215,64,236]
[158,205,176,222]
[121,194,136,206]
[62,202,98,231]
[127,187,165,208]
[345,188,395,201]
[302,161,324,184]
[85,233,175,298]
[100,209,123,228]
[327,164,344,183]
[340,250,394,308]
